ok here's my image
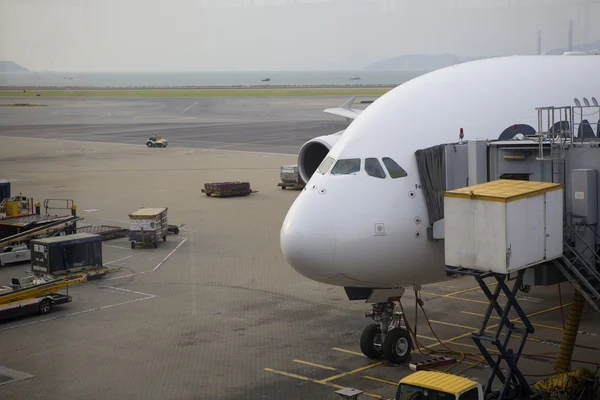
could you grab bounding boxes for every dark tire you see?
[174,228,179,234]
[281,186,286,190]
[163,235,166,242]
[360,324,384,359]
[163,142,168,147]
[146,142,153,148]
[131,241,135,249]
[39,299,52,315]
[383,328,412,364]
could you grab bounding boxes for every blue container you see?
[0,181,10,203]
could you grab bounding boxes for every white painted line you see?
[105,253,141,265]
[102,244,131,250]
[181,228,198,233]
[100,285,156,298]
[181,101,199,115]
[153,238,188,271]
[103,271,150,281]
[0,293,156,332]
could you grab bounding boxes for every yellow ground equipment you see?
[146,136,168,148]
[0,273,87,320]
[396,370,483,400]
[0,195,33,217]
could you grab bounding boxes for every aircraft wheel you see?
[360,324,384,359]
[382,328,412,364]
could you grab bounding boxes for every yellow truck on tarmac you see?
[396,371,483,400]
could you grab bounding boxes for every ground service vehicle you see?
[129,207,168,249]
[146,136,168,148]
[396,371,483,400]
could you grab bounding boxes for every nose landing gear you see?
[360,301,412,364]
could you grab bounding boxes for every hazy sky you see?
[1,0,598,72]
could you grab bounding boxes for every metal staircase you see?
[553,222,600,312]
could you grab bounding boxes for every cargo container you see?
[128,207,168,249]
[30,233,103,275]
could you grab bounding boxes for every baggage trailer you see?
[0,274,87,321]
[128,207,168,249]
[202,182,255,197]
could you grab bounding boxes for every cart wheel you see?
[131,241,135,249]
[39,299,53,315]
[281,186,286,190]
[174,227,179,234]
[205,192,211,196]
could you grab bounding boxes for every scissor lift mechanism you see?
[446,267,541,400]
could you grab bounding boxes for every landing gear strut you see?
[360,301,412,364]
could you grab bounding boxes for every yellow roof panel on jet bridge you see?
[444,179,562,203]
[400,371,478,395]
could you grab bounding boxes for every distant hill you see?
[365,40,599,71]
[0,61,30,73]
[545,39,600,55]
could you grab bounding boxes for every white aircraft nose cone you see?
[280,210,337,282]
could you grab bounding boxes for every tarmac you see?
[0,97,358,154]
[0,96,599,400]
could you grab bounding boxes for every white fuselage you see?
[280,55,600,289]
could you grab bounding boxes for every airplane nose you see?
[280,204,337,283]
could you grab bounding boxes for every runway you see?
[0,97,364,154]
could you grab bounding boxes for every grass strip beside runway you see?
[0,88,392,98]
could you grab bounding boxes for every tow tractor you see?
[146,135,168,148]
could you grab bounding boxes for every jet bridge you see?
[416,101,600,309]
[415,101,600,400]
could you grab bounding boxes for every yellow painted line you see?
[293,359,336,371]
[264,368,384,399]
[363,375,398,386]
[332,347,364,357]
[428,283,463,289]
[446,282,498,297]
[429,319,479,330]
[417,334,438,342]
[461,311,564,331]
[421,291,489,304]
[428,301,573,349]
[319,362,383,383]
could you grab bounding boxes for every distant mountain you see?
[365,40,599,71]
[0,61,30,73]
[545,40,600,55]
[364,53,487,71]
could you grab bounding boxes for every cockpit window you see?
[317,156,335,175]
[382,157,407,178]
[331,158,361,175]
[365,158,386,179]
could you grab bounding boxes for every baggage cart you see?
[278,165,305,190]
[202,182,255,198]
[128,207,168,249]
